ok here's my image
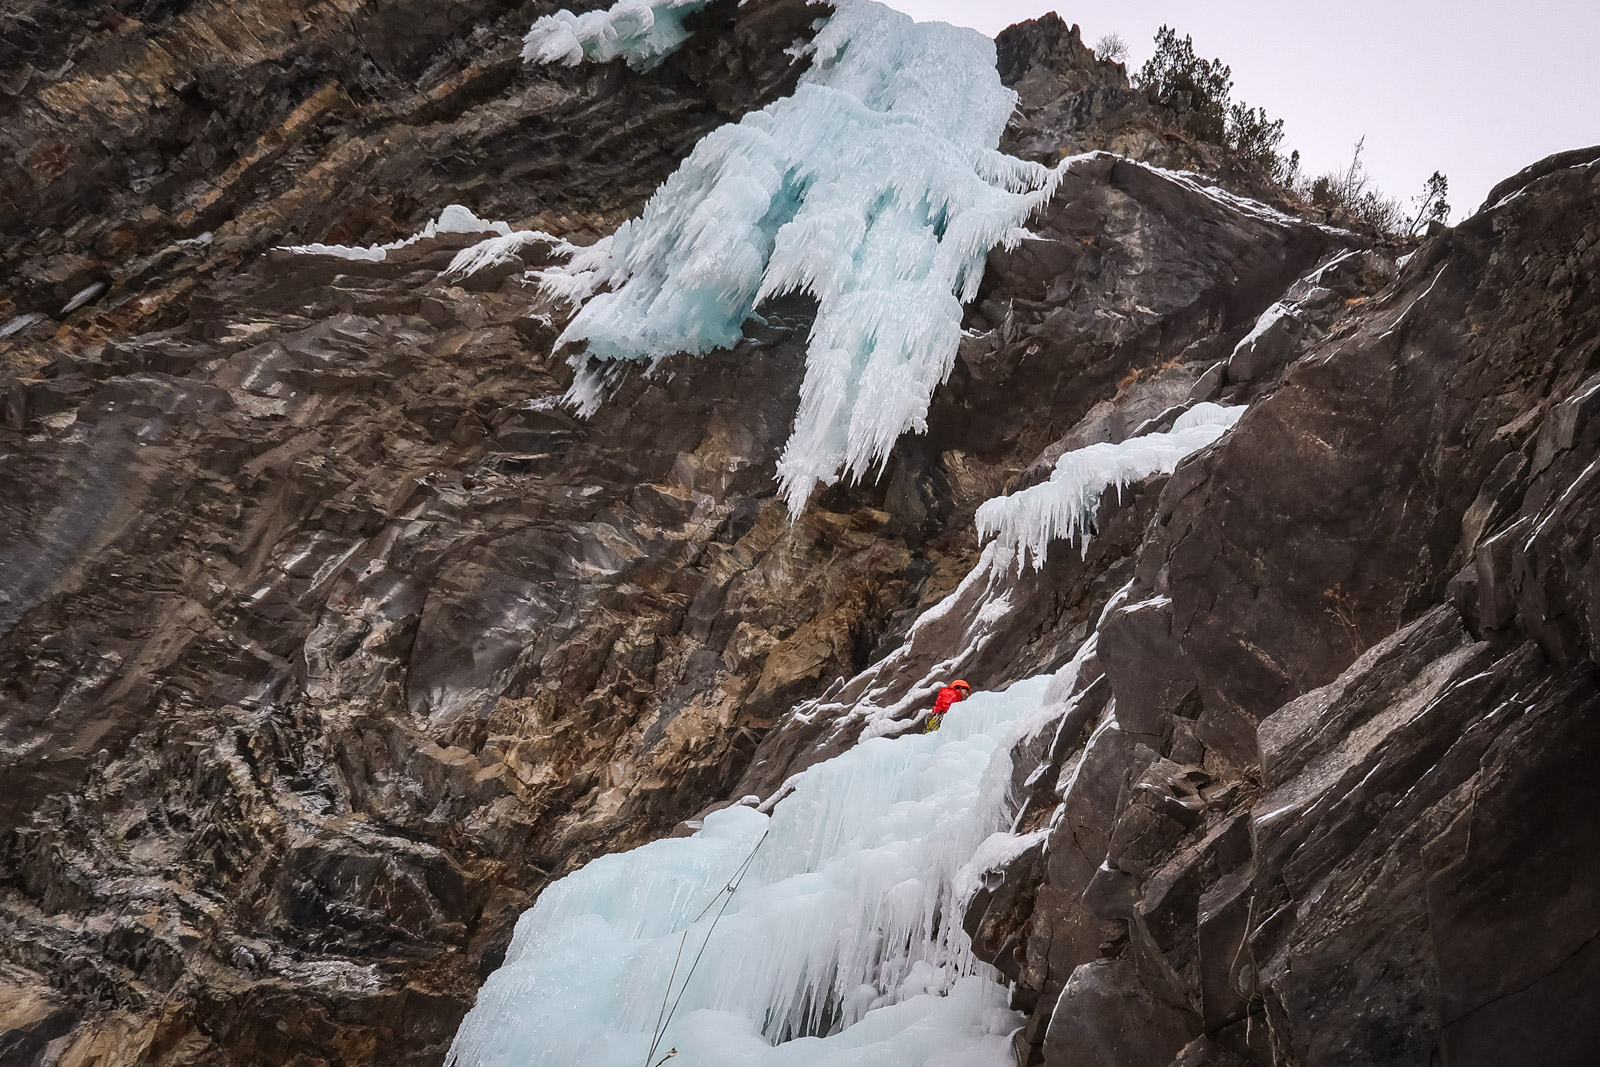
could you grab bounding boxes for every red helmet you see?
[951,680,971,691]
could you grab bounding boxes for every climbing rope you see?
[642,827,770,1067]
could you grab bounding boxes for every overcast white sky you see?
[882,0,1599,220]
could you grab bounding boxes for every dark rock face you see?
[997,12,1260,191]
[1,3,1597,1066]
[0,3,862,1063]
[964,147,1600,1066]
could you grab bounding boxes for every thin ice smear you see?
[281,204,510,262]
[546,0,1076,515]
[445,675,1058,1067]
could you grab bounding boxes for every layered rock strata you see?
[1,4,1596,1067]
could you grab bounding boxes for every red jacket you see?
[932,685,968,716]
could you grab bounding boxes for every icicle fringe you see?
[976,403,1246,569]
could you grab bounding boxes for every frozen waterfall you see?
[545,0,1073,515]
[445,674,1062,1067]
[440,6,1239,1065]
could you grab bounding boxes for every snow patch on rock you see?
[282,204,510,262]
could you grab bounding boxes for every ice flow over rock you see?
[523,0,715,71]
[977,402,1247,569]
[552,0,1071,514]
[444,675,1060,1067]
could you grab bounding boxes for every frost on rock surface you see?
[977,402,1246,568]
[282,204,510,262]
[443,230,578,282]
[523,0,715,71]
[444,675,1060,1067]
[551,0,1073,514]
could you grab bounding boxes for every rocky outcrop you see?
[1,3,860,1062]
[2,2,1597,1066]
[0,14,1339,1057]
[996,15,1188,169]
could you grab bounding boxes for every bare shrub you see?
[1303,139,1406,233]
[1094,32,1128,64]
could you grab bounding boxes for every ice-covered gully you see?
[445,396,1240,1066]
[448,673,1048,1067]
[440,367,1237,1064]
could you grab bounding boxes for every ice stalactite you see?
[525,236,617,309]
[523,0,716,71]
[537,0,1077,515]
[445,675,1066,1067]
[976,402,1246,569]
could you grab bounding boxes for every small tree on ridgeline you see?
[1136,26,1288,185]
[1132,24,1433,236]
[1137,26,1232,143]
[1227,102,1286,180]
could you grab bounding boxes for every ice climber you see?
[924,680,971,732]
